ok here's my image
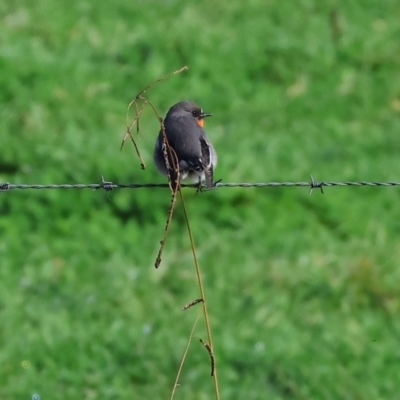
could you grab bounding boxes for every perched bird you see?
[154,100,217,189]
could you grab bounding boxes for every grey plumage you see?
[154,101,217,188]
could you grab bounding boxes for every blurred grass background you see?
[1,0,400,399]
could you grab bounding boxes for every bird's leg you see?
[195,177,204,194]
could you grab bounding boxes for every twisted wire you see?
[2,176,400,194]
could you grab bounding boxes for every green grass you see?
[1,0,400,399]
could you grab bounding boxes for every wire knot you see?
[309,175,324,195]
[100,176,114,191]
[0,183,10,191]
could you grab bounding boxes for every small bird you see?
[154,100,217,189]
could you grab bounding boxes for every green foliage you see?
[1,0,400,398]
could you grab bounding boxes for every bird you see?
[154,100,217,189]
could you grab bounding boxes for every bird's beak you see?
[197,113,212,128]
[197,112,212,127]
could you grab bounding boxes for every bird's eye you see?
[192,110,198,117]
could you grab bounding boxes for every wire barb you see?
[309,175,324,195]
[100,176,114,192]
[0,182,10,191]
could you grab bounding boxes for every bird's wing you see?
[164,119,205,169]
[200,137,214,188]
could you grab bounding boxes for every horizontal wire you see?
[2,177,400,194]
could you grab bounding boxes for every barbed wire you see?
[1,176,400,195]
